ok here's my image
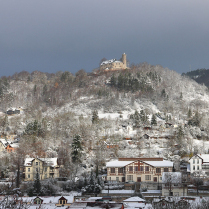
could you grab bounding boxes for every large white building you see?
[189,154,209,176]
[106,158,173,183]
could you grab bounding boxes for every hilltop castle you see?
[100,53,127,71]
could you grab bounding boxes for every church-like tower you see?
[122,53,127,68]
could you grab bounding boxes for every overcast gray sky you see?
[0,0,209,77]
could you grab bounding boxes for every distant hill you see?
[182,68,209,87]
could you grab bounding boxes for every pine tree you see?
[110,74,116,87]
[71,134,83,163]
[151,114,157,126]
[187,108,192,118]
[92,110,99,124]
[33,172,41,195]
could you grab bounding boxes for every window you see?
[135,166,138,171]
[156,168,161,173]
[116,177,119,181]
[129,166,133,172]
[140,166,143,171]
[160,177,162,180]
[127,175,133,181]
[45,167,47,172]
[45,174,47,178]
[145,166,149,171]
[36,162,38,166]
[28,168,30,172]
[153,177,157,182]
[118,168,123,173]
[110,168,115,173]
[197,165,199,170]
[193,165,195,170]
[145,175,151,180]
[164,168,168,172]
[197,159,199,164]
[193,159,195,164]
[28,174,30,178]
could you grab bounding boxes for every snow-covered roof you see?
[8,143,19,148]
[0,139,7,146]
[101,59,122,66]
[102,190,135,194]
[197,154,209,162]
[144,160,173,167]
[123,196,145,202]
[106,160,134,168]
[24,158,58,167]
[22,196,74,204]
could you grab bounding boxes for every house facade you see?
[100,53,127,71]
[189,154,209,175]
[106,158,173,183]
[24,158,59,181]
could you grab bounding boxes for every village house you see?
[6,134,17,141]
[106,158,173,184]
[22,195,74,207]
[5,143,19,153]
[100,53,127,71]
[189,154,209,176]
[23,157,60,181]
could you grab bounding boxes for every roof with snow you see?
[144,160,173,167]
[123,196,145,202]
[24,157,58,167]
[197,154,209,162]
[22,196,74,204]
[0,139,8,146]
[106,160,134,168]
[101,59,123,66]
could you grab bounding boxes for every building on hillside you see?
[6,134,17,141]
[0,139,8,152]
[23,158,60,181]
[5,143,19,153]
[189,154,209,176]
[100,53,127,71]
[6,108,21,115]
[106,158,173,184]
[162,172,187,196]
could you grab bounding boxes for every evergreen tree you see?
[71,134,83,163]
[177,125,184,140]
[187,108,192,118]
[188,111,200,126]
[139,110,148,124]
[33,172,41,195]
[110,74,116,87]
[151,114,157,126]
[92,110,99,124]
[43,84,47,96]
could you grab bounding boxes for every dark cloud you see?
[0,0,209,76]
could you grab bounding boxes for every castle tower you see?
[122,53,127,68]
